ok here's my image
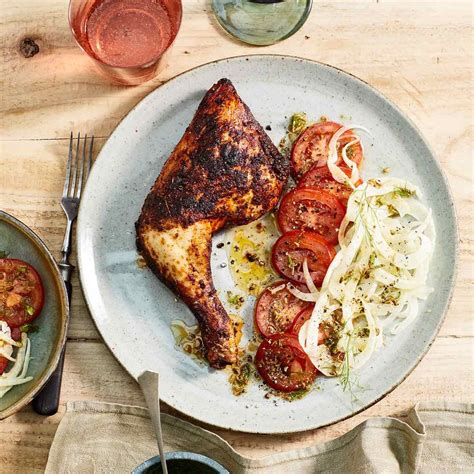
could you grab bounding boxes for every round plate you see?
[77,55,457,433]
[0,211,68,419]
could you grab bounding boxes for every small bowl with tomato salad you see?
[0,211,68,419]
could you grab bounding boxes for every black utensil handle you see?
[32,280,71,416]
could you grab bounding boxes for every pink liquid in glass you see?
[69,0,182,84]
[86,0,173,68]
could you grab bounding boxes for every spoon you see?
[138,371,168,474]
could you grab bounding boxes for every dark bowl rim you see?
[131,451,229,474]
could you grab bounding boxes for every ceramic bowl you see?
[132,452,229,474]
[0,210,68,419]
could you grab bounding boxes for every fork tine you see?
[62,132,74,198]
[86,135,94,179]
[76,134,87,198]
[70,132,80,197]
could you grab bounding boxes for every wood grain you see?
[0,0,472,472]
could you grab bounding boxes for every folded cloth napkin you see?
[45,401,472,473]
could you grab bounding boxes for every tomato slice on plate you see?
[0,357,8,375]
[254,281,309,338]
[288,306,326,345]
[255,333,317,392]
[10,327,21,341]
[271,230,336,286]
[291,121,364,180]
[0,258,44,328]
[299,165,362,208]
[277,188,345,244]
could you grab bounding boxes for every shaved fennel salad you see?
[297,176,435,379]
[0,322,32,397]
[295,124,436,381]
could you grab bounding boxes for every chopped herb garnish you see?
[229,359,253,396]
[226,291,244,308]
[288,112,308,136]
[20,323,39,334]
[339,334,356,398]
[279,112,310,154]
[25,305,35,316]
[393,186,415,198]
[283,388,309,401]
[286,254,299,274]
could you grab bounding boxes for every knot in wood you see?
[19,38,40,58]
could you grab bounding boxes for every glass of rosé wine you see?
[69,0,182,85]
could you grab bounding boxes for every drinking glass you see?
[69,0,182,85]
[212,0,312,46]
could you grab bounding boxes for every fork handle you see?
[32,280,71,416]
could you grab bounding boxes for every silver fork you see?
[32,132,94,416]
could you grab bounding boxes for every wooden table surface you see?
[1,0,472,471]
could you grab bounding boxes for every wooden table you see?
[1,0,472,471]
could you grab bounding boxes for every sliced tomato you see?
[10,327,21,341]
[254,281,309,338]
[255,333,317,392]
[277,188,345,244]
[299,165,362,207]
[0,258,44,328]
[0,357,8,375]
[271,230,336,286]
[291,121,364,180]
[288,306,326,345]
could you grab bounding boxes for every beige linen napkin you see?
[45,401,473,474]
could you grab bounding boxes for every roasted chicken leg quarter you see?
[136,79,288,368]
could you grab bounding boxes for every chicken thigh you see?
[136,78,288,368]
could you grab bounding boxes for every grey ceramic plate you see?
[77,55,457,433]
[0,211,68,419]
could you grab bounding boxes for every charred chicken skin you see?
[136,78,288,368]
